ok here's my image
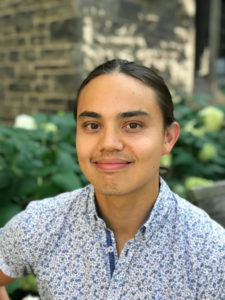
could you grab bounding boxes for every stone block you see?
[50,18,82,42]
[18,74,37,80]
[0,15,12,28]
[14,11,34,33]
[0,66,14,77]
[23,50,37,61]
[119,0,141,19]
[9,51,20,61]
[30,36,48,46]
[29,97,40,103]
[9,82,30,92]
[3,38,26,47]
[0,52,6,61]
[45,98,64,105]
[35,84,49,92]
[54,74,82,93]
[39,108,59,114]
[40,49,66,60]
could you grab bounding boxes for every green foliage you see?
[162,94,225,199]
[19,274,38,293]
[0,112,88,227]
[0,97,224,225]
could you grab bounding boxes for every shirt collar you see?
[85,177,175,235]
[143,177,175,237]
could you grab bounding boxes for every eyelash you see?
[82,122,100,130]
[124,122,143,130]
[82,121,144,132]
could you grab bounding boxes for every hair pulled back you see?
[74,59,174,128]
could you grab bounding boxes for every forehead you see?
[77,73,161,116]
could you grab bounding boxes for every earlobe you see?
[162,122,180,155]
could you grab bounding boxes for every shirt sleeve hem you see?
[0,257,19,279]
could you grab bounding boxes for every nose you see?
[98,126,124,152]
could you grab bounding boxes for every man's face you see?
[76,73,177,198]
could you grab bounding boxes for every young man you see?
[0,59,225,299]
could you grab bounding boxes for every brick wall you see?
[0,0,195,125]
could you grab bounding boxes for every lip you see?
[93,159,132,171]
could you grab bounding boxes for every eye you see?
[83,122,100,131]
[127,122,140,129]
[125,122,143,130]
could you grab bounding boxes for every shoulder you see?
[25,184,92,219]
[172,192,225,260]
[1,184,93,240]
[174,192,225,234]
[171,192,225,296]
[0,185,93,273]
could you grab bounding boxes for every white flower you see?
[183,120,205,137]
[43,122,58,133]
[198,143,218,162]
[14,114,37,130]
[22,295,40,300]
[199,106,224,131]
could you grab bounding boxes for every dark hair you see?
[74,59,175,128]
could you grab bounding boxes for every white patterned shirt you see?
[0,179,225,299]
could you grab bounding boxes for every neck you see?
[94,178,160,255]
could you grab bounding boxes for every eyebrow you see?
[78,110,150,119]
[118,110,149,118]
[78,111,101,119]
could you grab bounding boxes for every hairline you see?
[74,61,174,129]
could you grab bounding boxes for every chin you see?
[94,183,135,197]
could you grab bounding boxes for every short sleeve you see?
[0,209,33,278]
[0,192,76,279]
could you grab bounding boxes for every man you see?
[0,59,225,299]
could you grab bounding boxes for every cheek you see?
[76,135,96,161]
[76,135,87,161]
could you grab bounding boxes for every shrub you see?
[0,112,88,227]
[1,97,225,222]
[162,95,225,198]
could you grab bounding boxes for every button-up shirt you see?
[0,178,225,299]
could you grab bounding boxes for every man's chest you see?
[33,229,197,300]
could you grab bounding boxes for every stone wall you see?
[0,0,195,124]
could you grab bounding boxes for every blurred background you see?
[0,0,225,298]
[0,0,224,124]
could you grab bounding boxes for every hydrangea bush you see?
[0,112,88,227]
[161,95,225,198]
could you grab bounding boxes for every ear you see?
[162,121,180,155]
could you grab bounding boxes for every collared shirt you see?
[0,178,225,300]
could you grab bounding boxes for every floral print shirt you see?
[0,178,225,300]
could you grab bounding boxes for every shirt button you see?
[106,246,114,253]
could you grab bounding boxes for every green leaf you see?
[35,181,61,199]
[52,172,82,191]
[33,113,48,124]
[6,279,20,294]
[59,142,76,154]
[0,124,13,136]
[0,155,6,170]
[19,274,37,292]
[16,177,38,197]
[173,150,195,166]
[56,150,76,172]
[0,202,21,227]
[0,171,12,189]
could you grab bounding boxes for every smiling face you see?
[76,72,179,199]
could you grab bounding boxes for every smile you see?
[93,159,132,171]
